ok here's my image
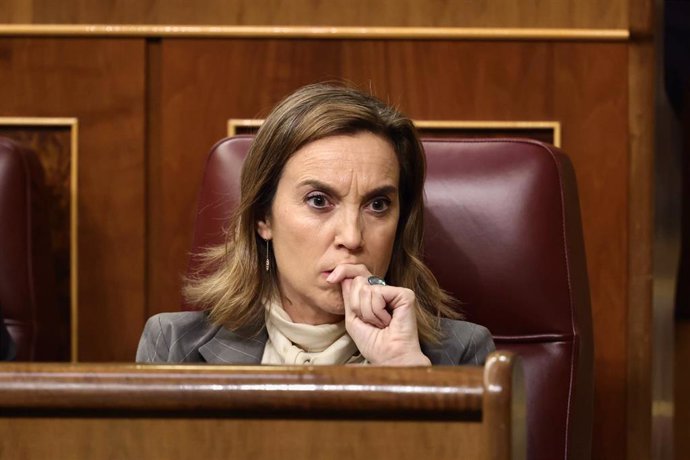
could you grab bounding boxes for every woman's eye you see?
[369,198,391,213]
[306,194,330,209]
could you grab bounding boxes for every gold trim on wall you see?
[228,119,562,148]
[414,120,562,148]
[227,119,263,137]
[0,117,79,362]
[0,24,630,41]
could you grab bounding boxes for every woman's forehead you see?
[281,133,399,191]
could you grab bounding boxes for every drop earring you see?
[265,239,270,272]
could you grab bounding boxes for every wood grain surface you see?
[0,354,522,460]
[0,38,147,361]
[628,39,655,460]
[0,363,484,413]
[0,418,486,460]
[0,0,628,29]
[676,322,690,460]
[551,42,630,460]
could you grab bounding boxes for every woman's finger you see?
[372,285,416,311]
[357,286,378,327]
[346,276,393,328]
[354,275,392,327]
[341,278,354,315]
[344,277,362,319]
[370,288,392,326]
[326,263,372,284]
[358,284,390,328]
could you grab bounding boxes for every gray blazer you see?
[136,311,495,365]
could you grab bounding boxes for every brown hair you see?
[184,83,459,343]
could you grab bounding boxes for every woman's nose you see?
[335,209,364,251]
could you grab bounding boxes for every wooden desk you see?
[0,351,524,460]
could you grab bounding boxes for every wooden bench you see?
[0,351,524,460]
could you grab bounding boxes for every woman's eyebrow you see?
[363,185,398,202]
[297,180,398,201]
[297,179,340,197]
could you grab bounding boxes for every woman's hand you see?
[326,264,431,366]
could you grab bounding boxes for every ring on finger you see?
[367,276,387,286]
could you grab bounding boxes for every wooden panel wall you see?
[0,38,147,361]
[0,1,658,460]
[0,0,628,29]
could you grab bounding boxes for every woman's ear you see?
[256,218,272,240]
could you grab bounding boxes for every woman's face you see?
[257,132,400,325]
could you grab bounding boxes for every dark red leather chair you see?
[187,136,594,460]
[0,137,69,361]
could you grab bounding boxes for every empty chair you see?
[0,137,69,361]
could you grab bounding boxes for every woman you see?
[136,83,494,365]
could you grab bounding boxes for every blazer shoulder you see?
[136,311,221,363]
[422,318,496,366]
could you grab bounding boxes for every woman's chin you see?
[320,292,345,315]
[307,305,344,325]
[319,301,345,317]
[308,300,345,323]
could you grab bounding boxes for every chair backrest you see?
[186,136,594,460]
[0,137,69,361]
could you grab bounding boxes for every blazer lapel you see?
[199,325,268,364]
